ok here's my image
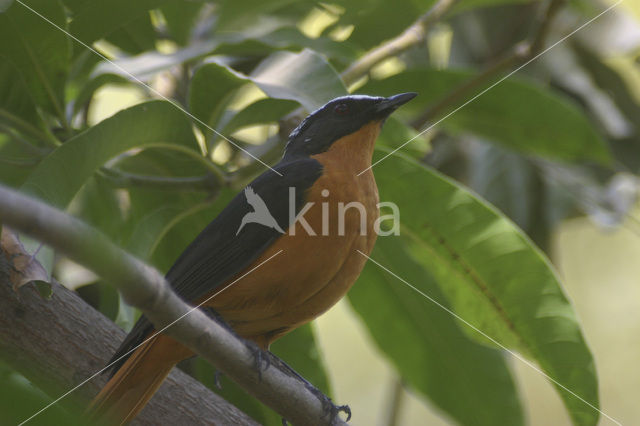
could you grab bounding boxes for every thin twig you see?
[0,108,59,146]
[278,0,458,138]
[384,377,405,426]
[97,167,225,194]
[340,0,459,86]
[0,124,51,157]
[412,0,566,128]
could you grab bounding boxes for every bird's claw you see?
[280,399,349,425]
[246,341,271,381]
[213,370,223,389]
[304,381,351,423]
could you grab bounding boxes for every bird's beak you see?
[375,92,418,117]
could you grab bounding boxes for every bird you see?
[236,186,285,235]
[88,92,417,424]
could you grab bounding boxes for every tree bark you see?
[0,254,257,425]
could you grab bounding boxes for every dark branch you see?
[0,251,257,425]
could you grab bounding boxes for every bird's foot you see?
[213,370,224,389]
[279,389,350,425]
[200,307,237,390]
[270,355,351,424]
[245,340,271,381]
[307,384,351,424]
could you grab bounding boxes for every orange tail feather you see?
[88,335,191,425]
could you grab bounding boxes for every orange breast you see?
[205,122,382,347]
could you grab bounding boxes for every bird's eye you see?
[334,103,350,115]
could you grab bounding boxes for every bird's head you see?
[284,92,417,157]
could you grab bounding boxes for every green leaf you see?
[160,0,203,46]
[350,236,523,426]
[214,0,311,31]
[68,0,168,46]
[368,148,599,425]
[0,361,83,426]
[0,0,70,118]
[332,0,422,51]
[189,61,248,132]
[212,26,358,64]
[104,13,157,54]
[250,48,347,111]
[362,69,611,164]
[222,98,298,134]
[0,61,38,126]
[21,100,199,208]
[72,73,131,118]
[0,137,39,188]
[189,49,346,135]
[467,143,574,251]
[92,40,217,82]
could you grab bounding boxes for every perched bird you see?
[88,92,417,424]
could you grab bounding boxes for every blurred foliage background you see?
[1,0,639,424]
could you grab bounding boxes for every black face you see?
[284,92,417,157]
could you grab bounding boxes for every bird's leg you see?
[198,308,350,423]
[213,370,223,389]
[199,306,237,388]
[262,350,351,424]
[244,340,271,381]
[199,306,234,332]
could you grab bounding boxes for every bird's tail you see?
[87,336,179,425]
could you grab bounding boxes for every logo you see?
[236,186,400,236]
[236,187,285,235]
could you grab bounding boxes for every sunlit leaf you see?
[250,48,347,111]
[90,40,217,82]
[365,148,599,425]
[21,100,199,208]
[222,98,298,134]
[189,61,248,132]
[350,236,523,426]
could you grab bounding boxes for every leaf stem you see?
[384,377,405,426]
[145,143,227,183]
[97,167,224,195]
[0,108,58,146]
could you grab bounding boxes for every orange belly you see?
[205,122,381,347]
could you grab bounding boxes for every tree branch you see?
[340,0,459,86]
[278,0,458,138]
[97,167,225,195]
[0,253,258,425]
[412,0,567,128]
[0,184,348,426]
